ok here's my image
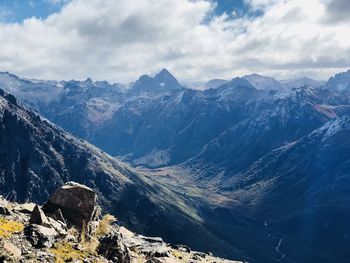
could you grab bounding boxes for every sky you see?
[0,0,349,83]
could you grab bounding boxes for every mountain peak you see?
[154,68,179,84]
[242,74,283,90]
[155,68,172,77]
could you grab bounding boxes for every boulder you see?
[24,224,58,248]
[29,205,50,227]
[97,233,130,262]
[43,182,98,233]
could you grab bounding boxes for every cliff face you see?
[0,182,242,263]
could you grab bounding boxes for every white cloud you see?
[0,0,348,82]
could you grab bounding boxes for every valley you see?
[0,69,350,263]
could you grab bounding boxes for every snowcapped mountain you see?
[130,68,183,96]
[0,71,62,108]
[280,76,324,89]
[242,73,284,90]
[324,69,350,91]
[204,79,229,89]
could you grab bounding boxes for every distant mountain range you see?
[0,68,350,263]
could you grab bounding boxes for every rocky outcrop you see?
[0,184,242,263]
[43,182,99,233]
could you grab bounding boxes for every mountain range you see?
[0,68,350,263]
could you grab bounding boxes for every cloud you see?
[0,0,348,82]
[322,0,350,23]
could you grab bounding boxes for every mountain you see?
[130,68,183,95]
[280,77,324,89]
[0,88,250,261]
[319,70,350,105]
[186,86,336,179]
[242,74,284,90]
[93,77,261,167]
[204,79,229,89]
[0,72,126,139]
[324,69,350,91]
[219,115,350,263]
[0,71,62,109]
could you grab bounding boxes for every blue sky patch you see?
[0,0,67,23]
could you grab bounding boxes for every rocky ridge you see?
[0,182,241,263]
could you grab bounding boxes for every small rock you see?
[48,217,67,236]
[97,233,130,262]
[119,226,134,238]
[194,252,206,258]
[29,205,51,227]
[25,224,58,248]
[3,241,21,258]
[0,206,10,215]
[172,244,191,253]
[14,203,36,214]
[146,257,178,263]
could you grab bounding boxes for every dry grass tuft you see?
[0,217,24,238]
[51,242,89,263]
[96,214,116,237]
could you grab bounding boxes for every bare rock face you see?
[43,182,98,233]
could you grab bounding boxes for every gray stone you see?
[97,233,130,262]
[24,224,58,248]
[14,203,36,214]
[48,217,67,236]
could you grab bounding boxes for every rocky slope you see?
[0,182,241,263]
[218,114,350,263]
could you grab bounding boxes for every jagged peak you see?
[154,68,179,83]
[85,77,93,83]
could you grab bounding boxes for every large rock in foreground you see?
[43,182,98,233]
